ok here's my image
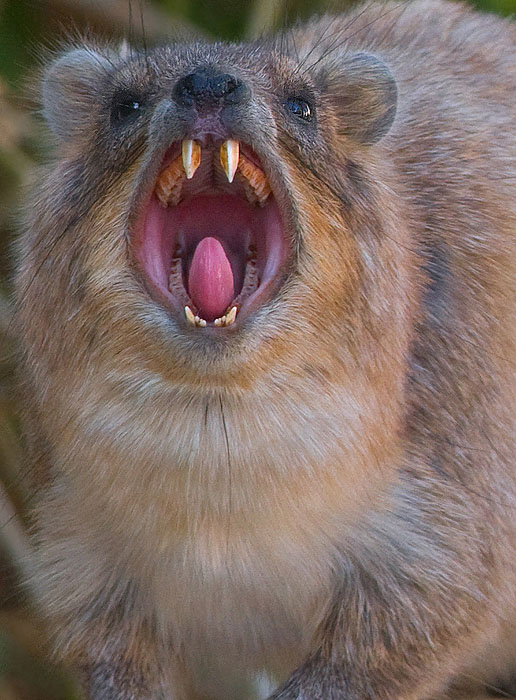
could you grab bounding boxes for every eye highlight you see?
[111,92,145,125]
[285,97,314,122]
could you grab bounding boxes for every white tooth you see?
[220,139,239,183]
[198,318,207,327]
[213,306,238,327]
[225,306,238,326]
[185,306,196,325]
[182,139,201,179]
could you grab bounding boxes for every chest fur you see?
[42,364,401,664]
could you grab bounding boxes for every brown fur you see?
[15,1,516,698]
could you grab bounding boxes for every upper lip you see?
[132,133,291,331]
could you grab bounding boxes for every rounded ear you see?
[42,48,112,141]
[328,52,397,145]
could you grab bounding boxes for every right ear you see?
[325,52,397,146]
[42,48,112,141]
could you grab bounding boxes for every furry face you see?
[37,35,403,372]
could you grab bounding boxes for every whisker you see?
[303,3,406,76]
[219,395,233,563]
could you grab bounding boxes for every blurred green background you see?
[1,0,515,697]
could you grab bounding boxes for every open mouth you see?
[135,138,288,328]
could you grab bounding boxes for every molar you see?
[155,155,186,207]
[237,154,271,206]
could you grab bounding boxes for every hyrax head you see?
[37,33,401,383]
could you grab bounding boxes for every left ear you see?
[326,52,397,145]
[42,47,113,142]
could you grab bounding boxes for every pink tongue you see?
[188,237,235,322]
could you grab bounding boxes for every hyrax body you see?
[15,0,516,698]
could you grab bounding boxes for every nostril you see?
[173,68,246,107]
[182,71,209,99]
[211,74,239,98]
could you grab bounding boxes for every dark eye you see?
[111,93,144,125]
[285,97,314,122]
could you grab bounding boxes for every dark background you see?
[0,0,515,696]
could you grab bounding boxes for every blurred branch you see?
[0,295,12,340]
[0,399,25,523]
[34,0,203,42]
[0,483,32,584]
[246,0,288,37]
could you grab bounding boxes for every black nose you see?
[173,67,247,108]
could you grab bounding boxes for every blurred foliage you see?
[1,0,516,697]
